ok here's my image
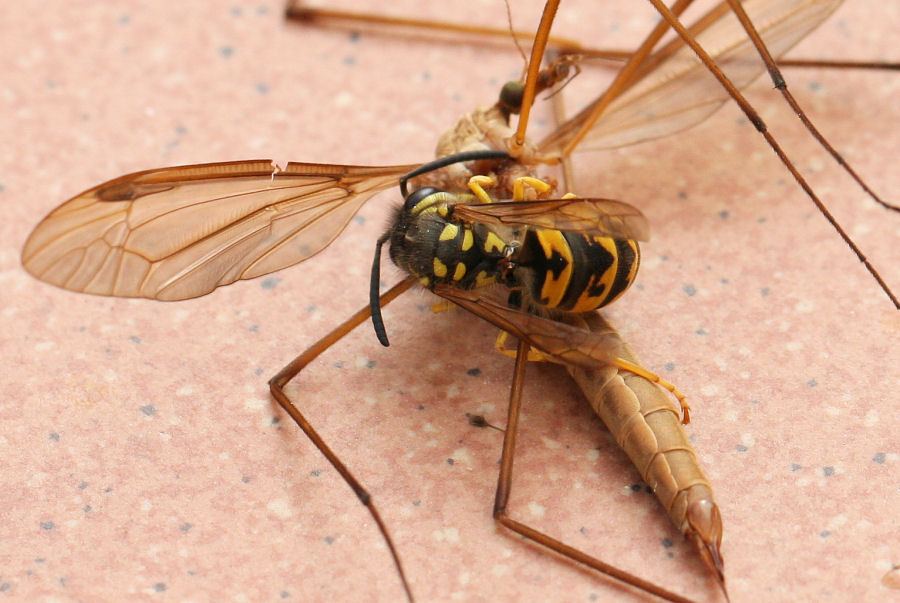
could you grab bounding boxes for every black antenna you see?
[399,149,511,197]
[370,233,392,346]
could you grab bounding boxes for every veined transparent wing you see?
[540,0,841,153]
[453,197,650,241]
[432,284,624,369]
[22,160,417,300]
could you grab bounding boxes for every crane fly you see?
[19,0,897,601]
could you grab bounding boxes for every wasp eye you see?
[404,186,441,210]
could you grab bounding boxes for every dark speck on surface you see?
[466,367,481,376]
[446,458,454,466]
[736,445,747,452]
[695,328,707,335]
[718,210,729,219]
[140,405,156,416]
[820,530,830,538]
[661,538,673,548]
[49,433,59,441]
[118,14,130,25]
[664,362,675,371]
[78,481,88,489]
[873,453,886,464]
[807,379,817,387]
[760,287,770,296]
[822,466,835,476]
[153,583,166,592]
[130,335,141,344]
[324,536,334,544]
[180,523,192,532]
[256,82,269,94]
[261,276,281,290]
[219,46,234,58]
[40,521,55,530]
[791,463,802,471]
[349,31,360,43]
[683,284,696,296]
[343,56,356,66]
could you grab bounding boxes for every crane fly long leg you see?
[492,338,696,603]
[284,1,583,48]
[643,0,899,308]
[269,278,416,602]
[722,0,899,213]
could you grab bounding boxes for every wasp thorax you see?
[387,189,508,291]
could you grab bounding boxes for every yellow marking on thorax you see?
[433,258,448,278]
[439,223,459,242]
[483,231,506,254]
[461,229,474,251]
[453,263,466,281]
[536,230,573,308]
[474,270,495,288]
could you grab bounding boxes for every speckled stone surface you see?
[2,1,898,601]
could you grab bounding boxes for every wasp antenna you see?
[370,235,391,347]
[399,150,511,197]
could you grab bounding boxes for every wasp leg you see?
[611,358,691,424]
[430,299,457,314]
[466,175,499,204]
[511,175,552,201]
[269,278,416,603]
[494,329,545,362]
[492,337,695,603]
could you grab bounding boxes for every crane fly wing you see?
[540,0,842,153]
[432,284,624,368]
[452,198,649,241]
[22,160,418,300]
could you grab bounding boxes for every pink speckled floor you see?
[2,1,898,601]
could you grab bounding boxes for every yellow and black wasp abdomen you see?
[386,187,508,291]
[511,229,640,313]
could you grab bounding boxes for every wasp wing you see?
[433,284,624,369]
[540,0,841,153]
[452,198,649,241]
[22,160,418,300]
